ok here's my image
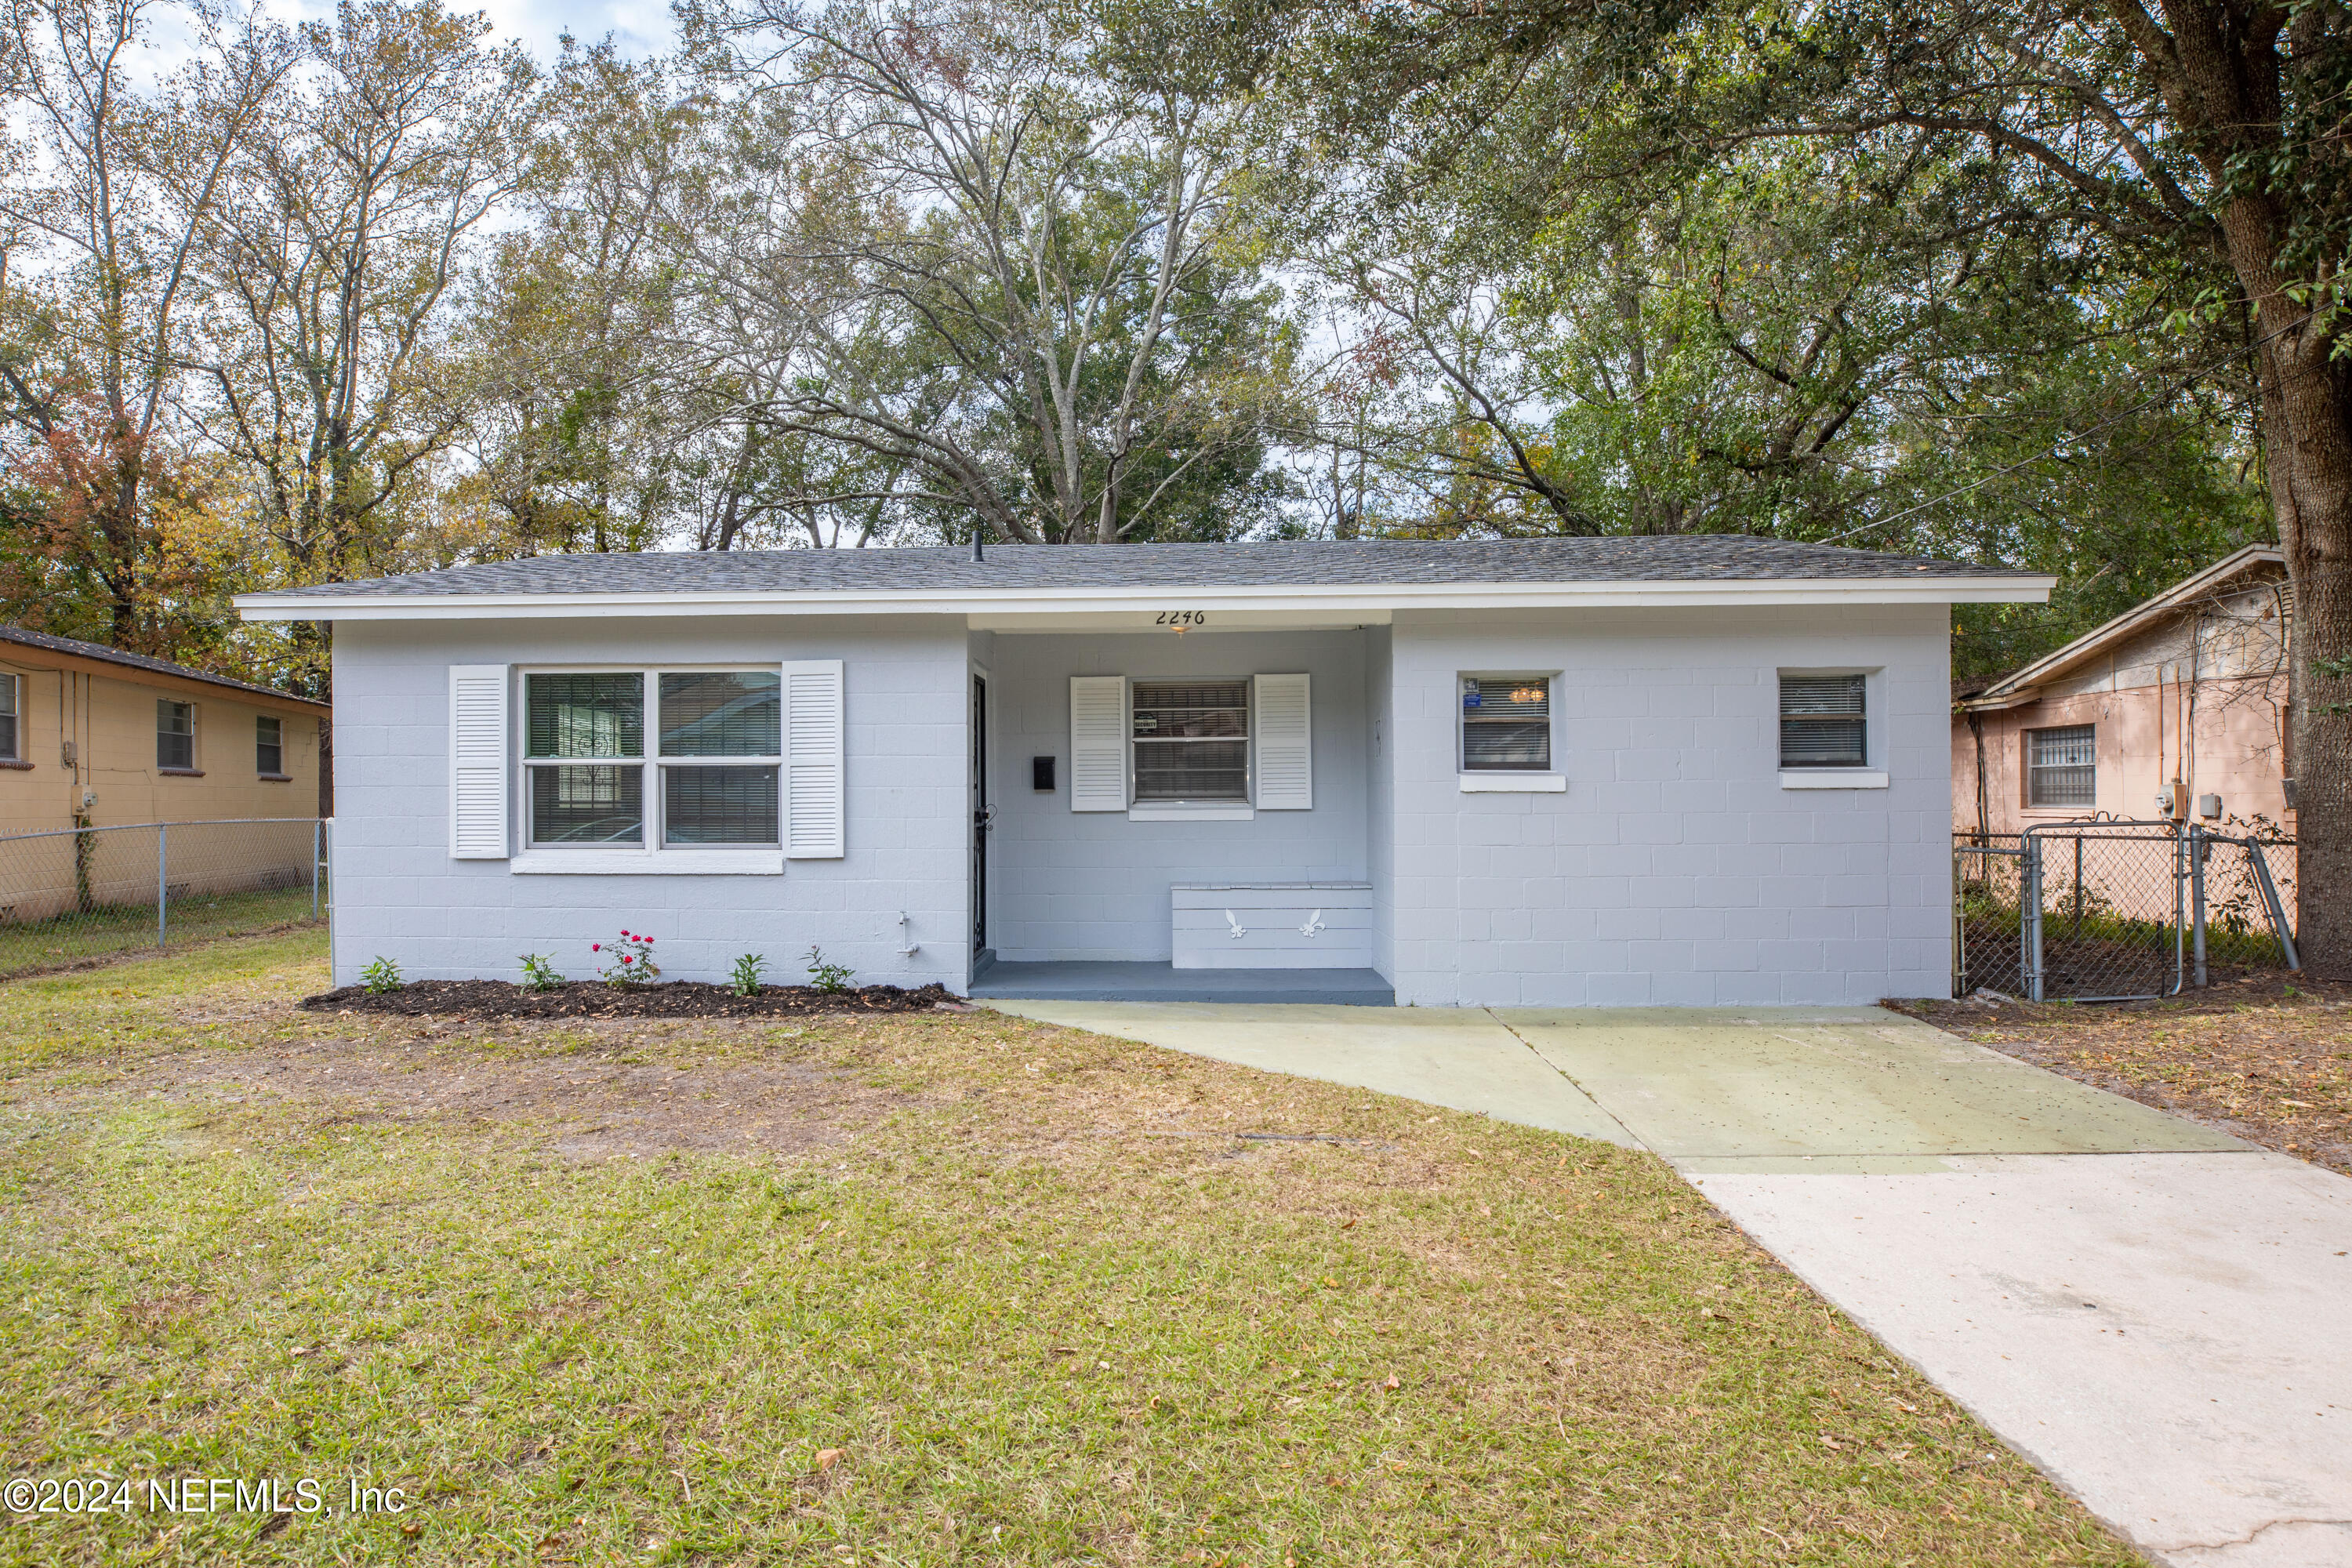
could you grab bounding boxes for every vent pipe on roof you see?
[971,528,984,563]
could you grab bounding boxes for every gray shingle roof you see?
[254,537,2031,601]
[0,623,327,707]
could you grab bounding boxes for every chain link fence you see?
[1953,822,2298,1001]
[0,818,328,980]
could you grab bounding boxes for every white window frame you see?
[157,698,198,774]
[0,672,18,763]
[256,713,286,778]
[1777,667,1888,789]
[2026,722,2097,810]
[1128,677,1256,821]
[1457,671,1566,793]
[514,664,786,875]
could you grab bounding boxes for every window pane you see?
[1132,681,1247,739]
[1780,676,1866,766]
[1461,677,1551,769]
[1779,675,1865,716]
[530,764,644,844]
[1133,739,1247,800]
[2028,724,2096,807]
[526,674,643,759]
[157,700,194,770]
[256,715,283,775]
[659,672,780,757]
[1464,720,1552,770]
[0,675,14,760]
[664,765,779,844]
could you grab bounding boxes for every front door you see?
[971,673,989,952]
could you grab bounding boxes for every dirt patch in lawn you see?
[1894,973,2352,1174]
[87,1023,911,1162]
[301,977,960,1019]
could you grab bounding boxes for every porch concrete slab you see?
[970,960,1392,1007]
[1494,1007,2245,1159]
[1693,1152,2352,1568]
[981,1001,1632,1145]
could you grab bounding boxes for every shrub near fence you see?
[0,818,328,979]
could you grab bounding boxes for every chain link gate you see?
[1954,822,2298,1001]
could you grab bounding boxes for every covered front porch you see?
[967,620,1391,996]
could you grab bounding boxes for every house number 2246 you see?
[1156,610,1208,627]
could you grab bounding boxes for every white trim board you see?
[238,575,2054,622]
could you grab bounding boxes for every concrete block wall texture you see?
[328,615,971,990]
[982,630,1371,962]
[1383,604,1953,1007]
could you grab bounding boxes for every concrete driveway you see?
[990,1000,2352,1568]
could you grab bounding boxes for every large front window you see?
[1131,680,1248,801]
[524,670,780,847]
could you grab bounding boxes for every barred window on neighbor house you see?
[1779,675,1867,768]
[0,673,17,760]
[523,670,782,848]
[1460,677,1552,771]
[2027,724,2096,808]
[256,714,285,776]
[157,699,195,771]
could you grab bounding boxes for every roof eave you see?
[235,575,2056,622]
[1969,544,2286,700]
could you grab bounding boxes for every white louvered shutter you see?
[782,659,845,858]
[448,664,510,859]
[1254,673,1312,810]
[1069,676,1127,811]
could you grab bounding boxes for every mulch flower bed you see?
[300,978,964,1019]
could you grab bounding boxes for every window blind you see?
[1778,675,1866,768]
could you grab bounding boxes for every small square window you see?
[0,673,16,760]
[256,714,284,775]
[1461,677,1551,771]
[2027,724,2096,808]
[157,699,194,771]
[1779,675,1866,768]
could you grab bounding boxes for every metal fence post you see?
[156,822,168,949]
[2022,836,2044,1003]
[312,818,322,920]
[2190,825,2208,989]
[2246,840,2302,974]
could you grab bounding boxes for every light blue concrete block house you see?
[237,539,2049,1006]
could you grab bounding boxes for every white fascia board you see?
[234,574,2056,623]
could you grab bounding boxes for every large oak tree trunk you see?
[2154,0,2350,976]
[2256,334,2352,976]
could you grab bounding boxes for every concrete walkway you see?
[990,1000,2352,1568]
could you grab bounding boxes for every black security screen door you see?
[971,674,989,950]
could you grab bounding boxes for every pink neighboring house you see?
[1952,545,2294,840]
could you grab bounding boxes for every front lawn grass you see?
[1,934,2133,1565]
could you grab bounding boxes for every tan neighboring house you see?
[0,625,330,839]
[1951,545,2292,839]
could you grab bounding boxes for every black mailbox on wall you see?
[1032,755,1057,792]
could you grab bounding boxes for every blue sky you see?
[464,0,679,60]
